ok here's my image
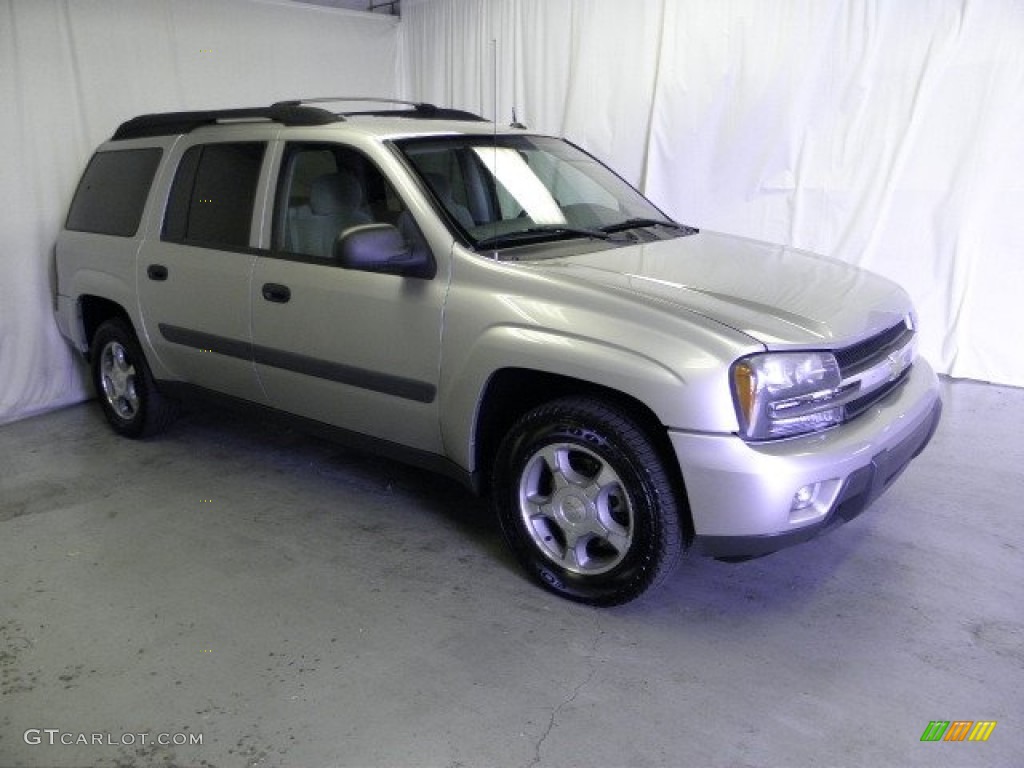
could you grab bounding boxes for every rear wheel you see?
[91,318,177,438]
[493,397,684,605]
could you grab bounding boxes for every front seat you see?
[424,172,475,230]
[289,171,373,258]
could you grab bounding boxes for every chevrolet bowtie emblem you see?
[887,349,908,381]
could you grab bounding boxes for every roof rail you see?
[111,97,487,141]
[279,97,487,122]
[111,103,341,141]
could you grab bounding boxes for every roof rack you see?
[112,98,486,140]
[111,103,341,141]
[279,97,486,122]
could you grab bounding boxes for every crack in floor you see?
[528,665,597,768]
[527,621,605,768]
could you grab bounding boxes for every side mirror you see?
[335,223,434,278]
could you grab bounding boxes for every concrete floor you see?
[0,378,1021,768]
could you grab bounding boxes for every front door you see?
[250,142,448,452]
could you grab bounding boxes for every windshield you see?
[396,135,684,252]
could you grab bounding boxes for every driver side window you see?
[275,143,423,261]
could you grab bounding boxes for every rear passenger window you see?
[163,142,265,248]
[65,148,162,237]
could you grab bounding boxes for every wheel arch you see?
[79,295,133,358]
[472,367,694,541]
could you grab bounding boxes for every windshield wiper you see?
[475,225,612,250]
[599,217,681,234]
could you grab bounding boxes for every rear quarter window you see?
[65,148,163,237]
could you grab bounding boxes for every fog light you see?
[792,483,820,512]
[788,478,842,525]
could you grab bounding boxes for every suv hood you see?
[531,231,911,348]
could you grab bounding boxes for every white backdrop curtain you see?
[401,0,1024,388]
[2,0,1021,427]
[0,0,399,425]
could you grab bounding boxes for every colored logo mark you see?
[920,720,996,742]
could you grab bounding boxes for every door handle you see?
[147,264,168,281]
[261,283,291,303]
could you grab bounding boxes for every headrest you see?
[310,171,363,214]
[425,171,453,201]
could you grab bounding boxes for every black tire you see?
[91,318,177,438]
[493,396,684,606]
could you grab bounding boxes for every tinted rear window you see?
[162,142,265,249]
[65,148,163,236]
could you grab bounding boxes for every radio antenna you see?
[491,38,498,129]
[489,37,499,255]
[511,6,518,126]
[510,1,525,128]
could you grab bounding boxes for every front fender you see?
[439,322,745,472]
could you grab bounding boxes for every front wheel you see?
[493,397,684,606]
[91,318,177,438]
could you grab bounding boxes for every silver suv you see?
[55,98,942,605]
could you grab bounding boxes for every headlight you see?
[732,352,844,440]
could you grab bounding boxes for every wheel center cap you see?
[558,494,589,524]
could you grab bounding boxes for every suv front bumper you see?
[669,360,942,558]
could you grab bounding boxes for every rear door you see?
[137,137,269,402]
[250,140,448,453]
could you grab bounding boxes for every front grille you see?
[835,319,913,375]
[844,369,910,420]
[834,319,916,422]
